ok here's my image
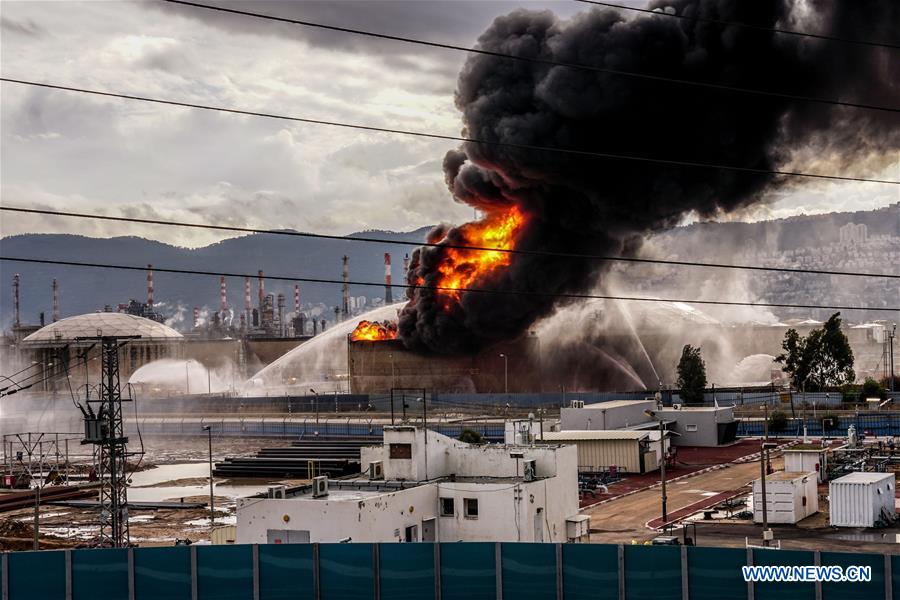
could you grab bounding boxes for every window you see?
[464,498,478,519]
[685,424,698,432]
[389,443,412,459]
[440,497,455,517]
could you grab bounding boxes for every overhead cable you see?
[3,206,897,280]
[1,256,896,313]
[1,78,896,186]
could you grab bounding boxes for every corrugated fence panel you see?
[561,543,618,600]
[625,544,681,600]
[72,547,129,600]
[258,544,315,600]
[688,546,748,600]
[7,549,66,600]
[440,542,496,600]
[196,545,254,600]
[319,543,374,600]
[134,546,192,600]
[754,548,816,600]
[821,550,885,600]
[501,543,556,599]
[379,543,435,600]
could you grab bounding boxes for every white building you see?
[236,426,581,544]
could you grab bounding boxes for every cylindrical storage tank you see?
[752,471,818,524]
[829,472,895,528]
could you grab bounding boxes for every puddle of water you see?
[130,463,209,486]
[127,463,273,502]
[184,515,237,527]
[832,532,900,544]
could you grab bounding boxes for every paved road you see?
[586,460,765,544]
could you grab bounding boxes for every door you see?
[267,529,310,544]
[404,524,418,542]
[422,518,436,542]
[534,508,544,542]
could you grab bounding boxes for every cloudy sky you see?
[1,0,897,248]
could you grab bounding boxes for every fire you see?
[350,320,398,341]
[435,206,526,303]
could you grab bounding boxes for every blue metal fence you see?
[738,413,900,437]
[1,543,896,600]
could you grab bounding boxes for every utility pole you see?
[890,324,896,393]
[203,426,214,528]
[644,410,667,525]
[760,442,777,547]
[79,335,141,548]
[500,353,508,394]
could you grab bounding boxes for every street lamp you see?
[644,410,668,524]
[499,353,508,394]
[202,426,214,528]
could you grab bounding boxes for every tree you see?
[769,410,788,432]
[458,428,484,444]
[676,345,707,405]
[860,377,886,401]
[775,312,855,391]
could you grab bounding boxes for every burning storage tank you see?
[348,320,541,394]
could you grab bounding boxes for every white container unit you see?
[752,471,818,524]
[783,448,828,483]
[829,472,896,528]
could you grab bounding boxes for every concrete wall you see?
[559,401,655,431]
[237,484,436,544]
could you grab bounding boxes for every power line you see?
[1,78,896,186]
[3,206,898,280]
[2,256,896,313]
[574,1,900,50]
[163,0,899,114]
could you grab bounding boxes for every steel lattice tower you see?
[80,335,140,547]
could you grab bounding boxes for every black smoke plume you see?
[399,0,899,354]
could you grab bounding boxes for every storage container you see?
[829,472,895,527]
[752,471,818,524]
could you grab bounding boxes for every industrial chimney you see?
[384,253,392,304]
[147,264,154,309]
[258,270,265,310]
[294,284,301,315]
[51,278,59,322]
[193,306,200,329]
[12,273,20,327]
[244,277,252,330]
[403,254,410,276]
[341,256,349,321]
[277,293,286,337]
[220,276,227,314]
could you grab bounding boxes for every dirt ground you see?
[0,436,303,549]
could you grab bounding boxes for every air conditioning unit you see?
[672,403,682,410]
[523,459,537,482]
[369,460,384,481]
[571,400,585,409]
[267,485,286,499]
[312,475,329,498]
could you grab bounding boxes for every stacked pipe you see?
[212,439,369,478]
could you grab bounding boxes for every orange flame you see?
[350,320,399,341]
[435,206,526,303]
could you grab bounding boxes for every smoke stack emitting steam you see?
[398,0,899,354]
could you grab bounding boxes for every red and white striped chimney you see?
[220,276,227,313]
[193,306,200,329]
[52,279,59,322]
[258,270,265,308]
[147,264,154,308]
[294,284,301,314]
[384,253,393,304]
[244,277,252,325]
